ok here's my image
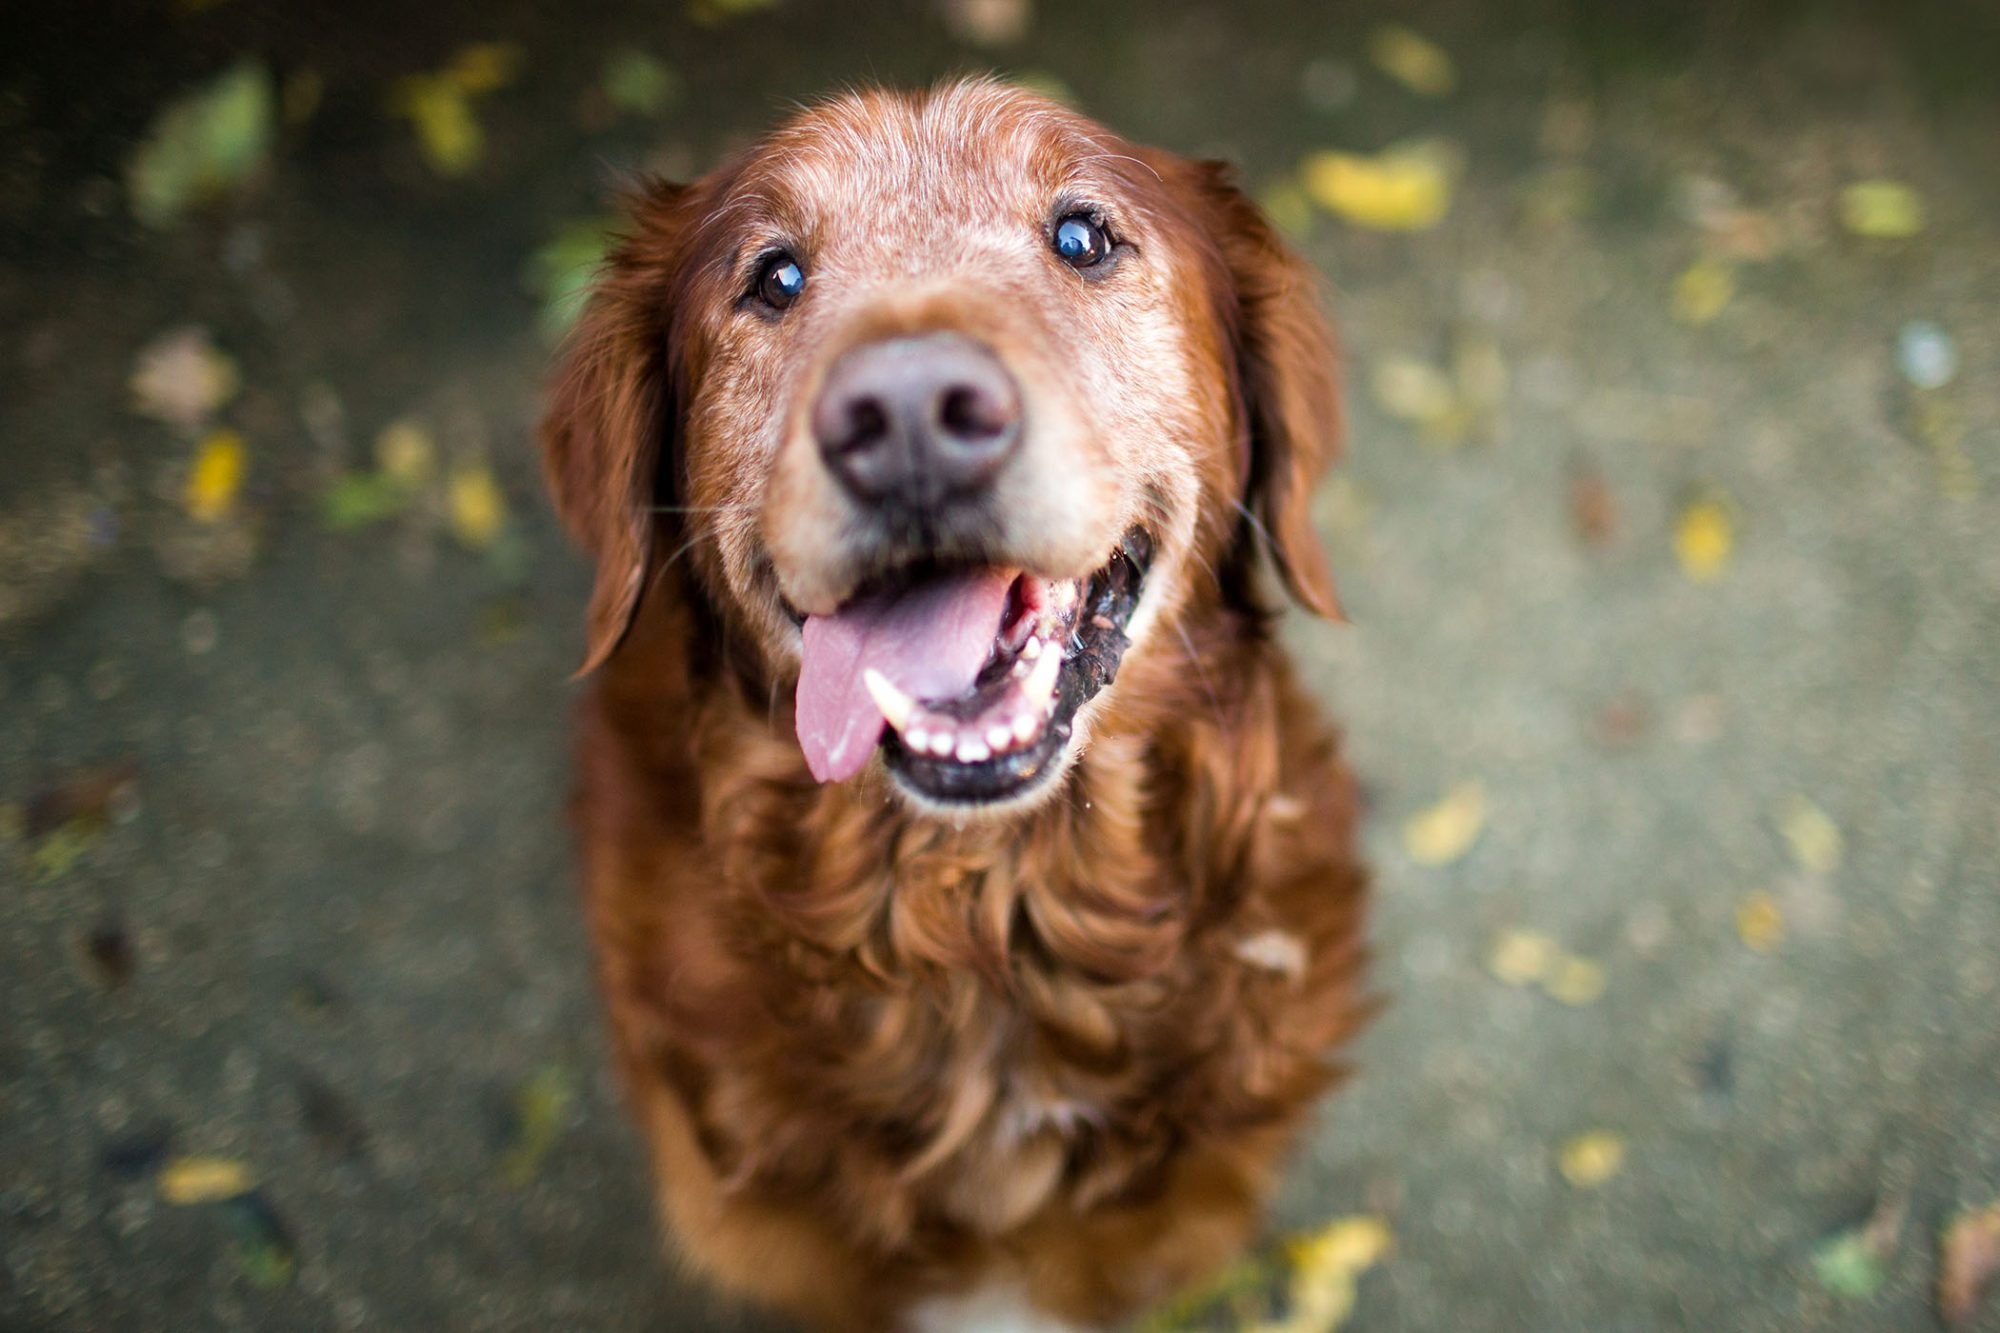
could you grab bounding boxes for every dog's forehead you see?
[740,84,1128,257]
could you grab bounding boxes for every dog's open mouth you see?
[795,528,1152,804]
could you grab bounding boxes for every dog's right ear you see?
[539,180,691,675]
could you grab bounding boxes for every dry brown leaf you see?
[1941,1204,2000,1324]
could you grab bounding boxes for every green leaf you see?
[321,473,413,531]
[1813,1230,1887,1300]
[524,217,618,340]
[602,48,680,116]
[127,61,274,228]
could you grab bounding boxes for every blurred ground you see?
[4,1,1999,1329]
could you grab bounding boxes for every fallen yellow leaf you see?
[1736,891,1784,953]
[158,1155,253,1204]
[1252,1215,1393,1333]
[1487,929,1556,986]
[1558,1131,1625,1187]
[1671,258,1735,326]
[1544,954,1607,1006]
[1780,797,1842,875]
[374,419,436,487]
[1367,25,1456,97]
[1301,142,1456,231]
[1289,1215,1394,1273]
[1371,354,1458,436]
[443,42,522,94]
[447,464,507,550]
[185,430,246,523]
[1403,782,1485,867]
[1673,497,1733,582]
[391,77,483,177]
[1840,180,1926,239]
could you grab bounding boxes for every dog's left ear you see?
[1183,160,1345,620]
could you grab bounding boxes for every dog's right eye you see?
[755,253,806,311]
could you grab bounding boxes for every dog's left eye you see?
[1051,214,1111,268]
[755,253,807,310]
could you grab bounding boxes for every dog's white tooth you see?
[986,724,1013,752]
[1021,636,1042,661]
[1011,660,1029,679]
[956,736,991,764]
[862,668,915,732]
[1023,643,1061,711]
[927,731,956,758]
[906,727,931,753]
[1011,713,1039,744]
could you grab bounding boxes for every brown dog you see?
[540,78,1369,1333]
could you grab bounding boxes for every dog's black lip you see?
[881,527,1150,806]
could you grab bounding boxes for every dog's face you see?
[544,80,1340,813]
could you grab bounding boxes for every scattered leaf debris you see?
[1544,955,1607,1006]
[446,464,507,551]
[1670,257,1735,326]
[1403,782,1485,866]
[1779,797,1842,875]
[158,1155,254,1204]
[126,61,273,228]
[1367,25,1455,97]
[1735,891,1785,953]
[1940,1203,2000,1324]
[941,0,1033,48]
[1301,140,1457,231]
[1673,494,1733,582]
[500,1065,574,1186]
[1569,463,1618,547]
[1558,1131,1626,1187]
[221,1190,297,1288]
[1252,1214,1394,1333]
[1840,179,1926,239]
[1814,1196,1903,1301]
[1488,929,1557,986]
[131,327,240,431]
[601,48,680,117]
[185,430,247,523]
[388,44,523,178]
[1487,931,1606,1004]
[524,216,617,340]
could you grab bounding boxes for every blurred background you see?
[3,1,1998,1329]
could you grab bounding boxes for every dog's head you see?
[543,78,1340,813]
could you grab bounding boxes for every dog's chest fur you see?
[582,640,1367,1265]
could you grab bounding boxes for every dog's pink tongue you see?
[796,568,1016,783]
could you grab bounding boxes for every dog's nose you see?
[812,333,1022,509]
